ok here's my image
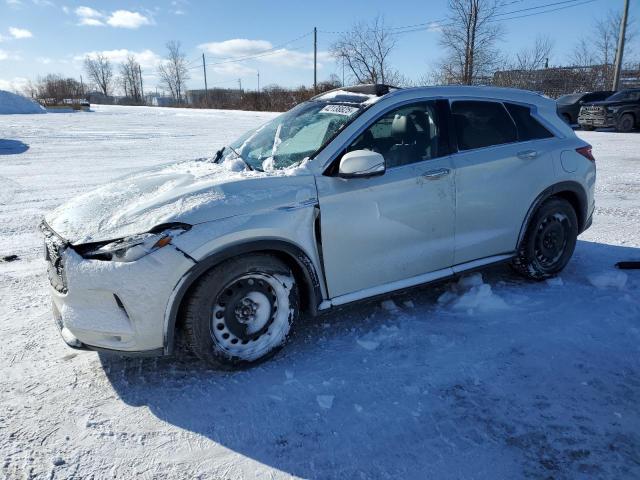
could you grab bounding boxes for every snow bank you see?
[0,90,46,114]
[438,273,510,314]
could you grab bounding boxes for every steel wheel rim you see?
[210,273,291,359]
[534,213,569,269]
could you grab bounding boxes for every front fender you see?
[163,206,325,354]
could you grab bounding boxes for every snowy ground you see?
[1,105,639,479]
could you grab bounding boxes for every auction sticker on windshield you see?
[319,104,359,116]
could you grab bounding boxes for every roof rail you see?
[311,83,400,100]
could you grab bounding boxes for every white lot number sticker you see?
[320,104,359,116]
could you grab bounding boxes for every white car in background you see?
[42,84,596,367]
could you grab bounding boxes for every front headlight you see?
[81,227,188,262]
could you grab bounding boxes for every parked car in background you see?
[556,91,614,125]
[578,88,640,132]
[42,85,596,368]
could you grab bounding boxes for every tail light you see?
[576,145,595,162]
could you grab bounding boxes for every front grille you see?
[41,221,69,293]
[579,105,605,119]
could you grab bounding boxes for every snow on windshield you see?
[226,101,362,171]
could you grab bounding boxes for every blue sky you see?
[0,0,634,94]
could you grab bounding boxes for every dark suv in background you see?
[578,88,640,132]
[556,91,613,125]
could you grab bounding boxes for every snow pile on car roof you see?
[0,90,46,114]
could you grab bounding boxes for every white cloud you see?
[78,49,161,68]
[79,18,104,26]
[170,0,187,15]
[9,27,33,39]
[211,63,257,77]
[199,39,272,58]
[75,5,101,18]
[6,0,22,6]
[75,6,150,28]
[198,38,330,70]
[0,76,30,92]
[0,49,21,61]
[75,6,104,25]
[106,10,151,29]
[37,56,52,64]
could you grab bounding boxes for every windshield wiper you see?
[214,146,262,172]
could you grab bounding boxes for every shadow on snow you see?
[100,240,640,478]
[0,139,29,155]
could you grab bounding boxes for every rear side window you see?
[505,103,554,141]
[451,101,517,150]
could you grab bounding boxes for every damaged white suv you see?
[42,85,596,367]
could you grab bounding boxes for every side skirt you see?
[319,253,514,310]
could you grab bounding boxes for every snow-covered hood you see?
[46,159,318,244]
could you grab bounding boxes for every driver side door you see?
[315,100,456,302]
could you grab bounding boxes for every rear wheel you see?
[511,197,578,280]
[183,254,299,368]
[562,113,572,124]
[616,113,635,133]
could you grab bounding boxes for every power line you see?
[319,0,599,36]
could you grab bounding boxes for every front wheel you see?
[511,197,578,280]
[183,254,299,368]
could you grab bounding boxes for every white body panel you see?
[317,156,455,297]
[451,138,556,263]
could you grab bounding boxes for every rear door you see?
[316,100,456,299]
[450,100,556,264]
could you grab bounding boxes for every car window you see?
[607,90,640,102]
[347,101,443,168]
[451,100,517,150]
[557,93,583,104]
[504,103,554,141]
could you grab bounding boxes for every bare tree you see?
[439,0,504,85]
[157,41,190,103]
[514,35,553,71]
[571,38,596,67]
[119,55,143,103]
[83,53,114,96]
[571,9,636,86]
[330,16,399,85]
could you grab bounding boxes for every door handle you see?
[517,150,538,160]
[421,168,450,179]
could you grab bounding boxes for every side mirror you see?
[338,150,385,178]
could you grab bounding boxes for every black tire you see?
[616,113,635,133]
[183,254,299,368]
[511,197,578,280]
[562,113,572,125]
[581,125,595,131]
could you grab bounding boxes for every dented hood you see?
[45,159,318,244]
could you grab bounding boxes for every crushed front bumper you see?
[45,229,195,355]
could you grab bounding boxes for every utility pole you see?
[313,27,318,93]
[238,78,242,91]
[612,0,630,91]
[202,53,209,104]
[79,75,84,96]
[257,70,260,93]
[138,64,144,103]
